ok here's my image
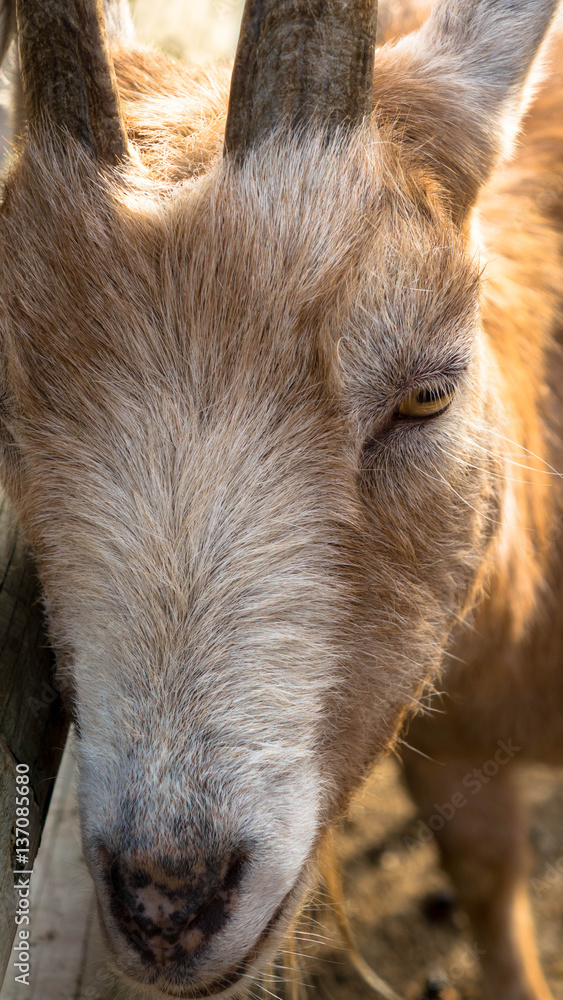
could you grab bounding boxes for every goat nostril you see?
[128,868,152,890]
[222,853,247,892]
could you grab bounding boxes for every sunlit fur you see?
[1,1,563,997]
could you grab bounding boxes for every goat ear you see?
[373,0,560,222]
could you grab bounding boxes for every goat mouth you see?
[136,868,310,999]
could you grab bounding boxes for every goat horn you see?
[224,0,378,157]
[16,0,127,163]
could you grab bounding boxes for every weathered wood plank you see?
[0,744,101,1000]
[0,494,69,986]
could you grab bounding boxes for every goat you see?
[1,0,562,997]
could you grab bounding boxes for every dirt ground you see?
[299,758,563,1000]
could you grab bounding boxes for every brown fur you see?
[1,1,563,997]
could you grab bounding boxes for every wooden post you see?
[0,492,69,985]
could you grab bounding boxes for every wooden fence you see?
[0,494,68,984]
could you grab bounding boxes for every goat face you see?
[0,0,558,993]
[0,131,496,993]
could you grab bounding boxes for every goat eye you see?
[397,383,456,419]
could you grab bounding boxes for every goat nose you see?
[107,850,247,967]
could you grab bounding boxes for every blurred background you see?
[1,3,563,1000]
[131,0,244,61]
[0,0,246,165]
